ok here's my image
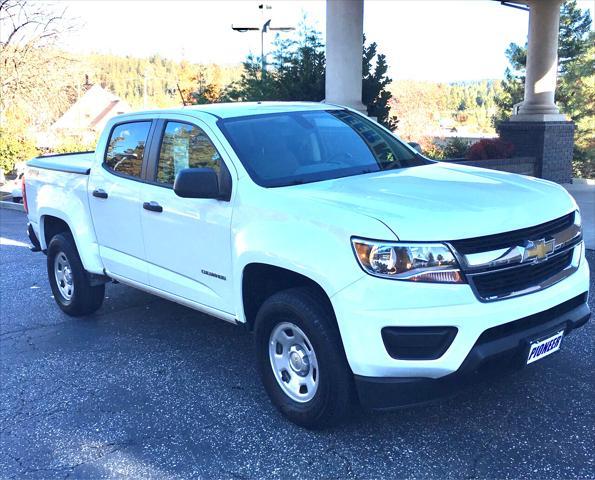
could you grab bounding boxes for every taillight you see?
[21,175,28,214]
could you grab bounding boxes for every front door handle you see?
[92,189,108,199]
[143,201,163,213]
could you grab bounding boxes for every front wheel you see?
[47,233,105,316]
[255,287,354,428]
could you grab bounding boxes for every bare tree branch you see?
[0,0,80,129]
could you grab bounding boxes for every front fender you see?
[231,184,396,323]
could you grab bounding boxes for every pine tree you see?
[362,39,398,130]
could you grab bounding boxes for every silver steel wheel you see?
[269,322,319,403]
[54,252,74,301]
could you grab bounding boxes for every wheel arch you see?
[241,263,336,331]
[41,214,71,248]
[39,211,104,274]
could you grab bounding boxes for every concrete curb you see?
[572,177,595,186]
[0,201,25,212]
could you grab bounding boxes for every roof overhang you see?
[495,1,530,12]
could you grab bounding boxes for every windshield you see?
[218,109,431,187]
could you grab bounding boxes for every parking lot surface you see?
[1,208,593,479]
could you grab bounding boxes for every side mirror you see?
[174,168,221,199]
[408,142,423,154]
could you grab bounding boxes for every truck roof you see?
[114,101,344,120]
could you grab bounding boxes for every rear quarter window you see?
[104,121,152,178]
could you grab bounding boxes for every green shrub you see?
[573,145,594,179]
[423,142,446,160]
[442,137,469,159]
[0,128,38,174]
[422,137,469,160]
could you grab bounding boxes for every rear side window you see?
[104,121,152,178]
[155,121,222,185]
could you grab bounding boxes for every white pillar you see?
[512,0,565,121]
[325,0,366,113]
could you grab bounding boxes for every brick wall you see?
[497,121,574,183]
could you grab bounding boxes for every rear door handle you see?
[143,201,163,213]
[92,189,108,199]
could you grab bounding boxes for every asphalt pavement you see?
[1,208,593,479]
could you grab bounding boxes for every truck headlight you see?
[352,238,464,283]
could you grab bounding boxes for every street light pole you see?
[261,19,271,74]
[232,19,294,79]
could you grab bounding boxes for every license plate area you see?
[527,330,564,365]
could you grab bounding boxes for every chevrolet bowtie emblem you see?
[522,238,555,262]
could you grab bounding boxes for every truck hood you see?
[283,162,576,241]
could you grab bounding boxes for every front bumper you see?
[354,294,590,409]
[330,242,590,380]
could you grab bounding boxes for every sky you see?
[62,0,594,83]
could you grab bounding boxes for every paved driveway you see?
[1,209,593,479]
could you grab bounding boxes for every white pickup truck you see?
[24,103,590,428]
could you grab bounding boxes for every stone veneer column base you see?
[497,120,574,184]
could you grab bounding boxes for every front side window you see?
[104,121,151,178]
[156,122,222,185]
[218,109,430,187]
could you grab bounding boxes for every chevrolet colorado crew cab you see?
[24,103,590,428]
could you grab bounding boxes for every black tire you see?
[255,287,354,428]
[47,232,105,316]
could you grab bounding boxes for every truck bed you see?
[27,151,95,175]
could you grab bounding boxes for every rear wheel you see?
[47,233,105,316]
[255,287,354,428]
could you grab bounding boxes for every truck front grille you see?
[450,212,575,255]
[469,249,574,301]
[449,211,582,302]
